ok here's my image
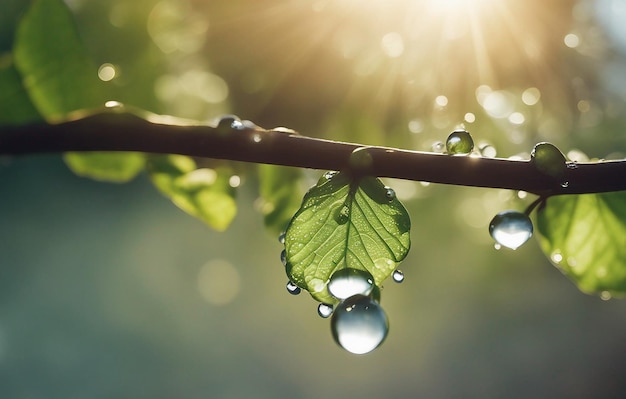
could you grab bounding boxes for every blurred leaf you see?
[285,172,411,304]
[13,0,108,119]
[148,155,237,231]
[63,152,145,182]
[0,54,41,125]
[258,164,302,234]
[536,191,626,297]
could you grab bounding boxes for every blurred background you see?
[2,0,626,397]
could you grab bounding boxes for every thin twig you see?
[1,111,625,196]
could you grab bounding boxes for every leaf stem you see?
[1,110,625,196]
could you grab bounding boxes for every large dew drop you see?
[328,268,374,299]
[489,210,533,250]
[286,281,301,295]
[331,294,389,354]
[446,130,474,155]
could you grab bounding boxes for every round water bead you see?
[286,281,301,295]
[331,294,389,354]
[280,249,287,266]
[392,269,404,283]
[446,130,474,155]
[489,210,533,250]
[318,303,334,318]
[384,187,396,202]
[215,114,243,133]
[531,142,567,180]
[278,231,286,245]
[328,268,374,300]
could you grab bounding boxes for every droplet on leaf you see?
[331,294,389,354]
[446,130,474,155]
[286,281,301,295]
[384,187,396,202]
[318,303,334,318]
[334,205,350,225]
[392,270,404,283]
[489,210,533,250]
[280,249,287,266]
[328,268,374,299]
[278,231,286,245]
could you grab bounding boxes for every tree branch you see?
[1,111,624,196]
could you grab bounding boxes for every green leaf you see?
[284,172,411,304]
[0,54,41,125]
[13,0,108,119]
[148,155,237,231]
[258,164,303,234]
[63,152,145,182]
[536,191,626,297]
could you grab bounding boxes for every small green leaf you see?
[258,164,303,234]
[536,191,626,297]
[64,152,145,182]
[148,155,237,231]
[284,172,411,304]
[13,0,108,119]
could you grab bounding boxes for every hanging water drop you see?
[328,268,374,299]
[335,205,350,225]
[392,269,404,283]
[330,294,389,354]
[278,231,286,245]
[318,303,334,318]
[561,181,569,188]
[286,281,301,295]
[384,187,396,202]
[446,130,474,155]
[280,249,287,266]
[489,210,533,250]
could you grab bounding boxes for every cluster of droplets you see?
[278,170,406,354]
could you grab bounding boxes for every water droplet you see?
[551,252,563,264]
[350,147,373,172]
[531,142,567,180]
[566,161,578,169]
[431,141,445,153]
[494,243,502,250]
[215,115,243,133]
[489,210,533,250]
[479,143,497,158]
[392,270,404,283]
[328,268,374,299]
[446,130,474,155]
[280,249,287,266]
[278,231,286,244]
[600,291,612,301]
[384,187,396,202]
[323,171,338,180]
[335,205,350,225]
[318,303,334,318]
[561,181,569,188]
[331,294,389,354]
[252,133,262,143]
[286,281,301,295]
